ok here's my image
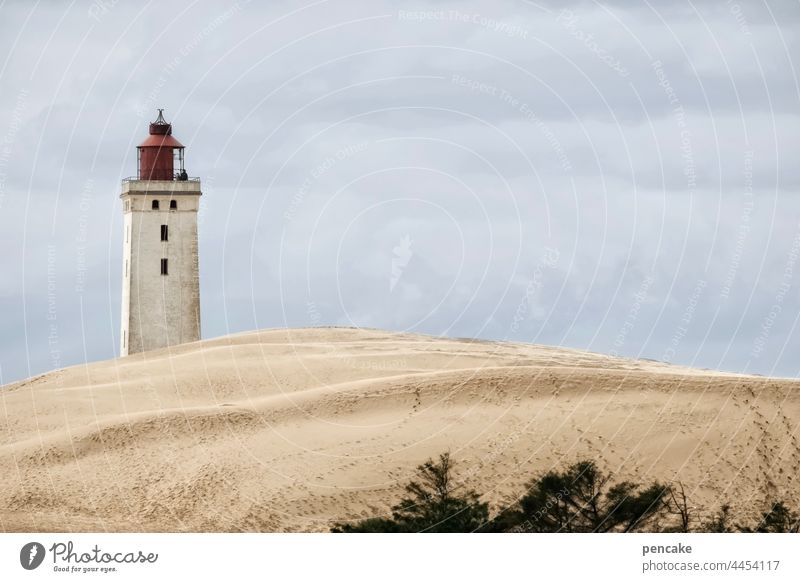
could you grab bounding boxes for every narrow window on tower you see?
[123,330,126,349]
[170,200,177,210]
[125,260,128,277]
[161,258,168,275]
[161,224,168,241]
[152,200,159,210]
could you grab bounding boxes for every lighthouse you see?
[120,110,201,356]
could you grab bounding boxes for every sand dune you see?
[1,327,799,532]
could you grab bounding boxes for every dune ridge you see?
[1,327,799,532]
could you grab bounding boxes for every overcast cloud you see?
[0,0,798,384]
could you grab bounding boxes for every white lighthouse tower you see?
[120,110,201,356]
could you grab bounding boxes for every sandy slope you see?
[1,327,798,532]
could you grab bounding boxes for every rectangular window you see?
[123,330,126,349]
[126,226,129,243]
[125,260,128,277]
[170,200,177,210]
[161,258,168,275]
[161,224,168,241]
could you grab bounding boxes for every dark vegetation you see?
[332,453,488,532]
[332,453,800,533]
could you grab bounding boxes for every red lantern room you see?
[137,109,188,181]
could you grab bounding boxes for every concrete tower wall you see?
[120,179,201,355]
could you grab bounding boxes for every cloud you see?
[0,0,798,384]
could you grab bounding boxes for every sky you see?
[0,0,798,384]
